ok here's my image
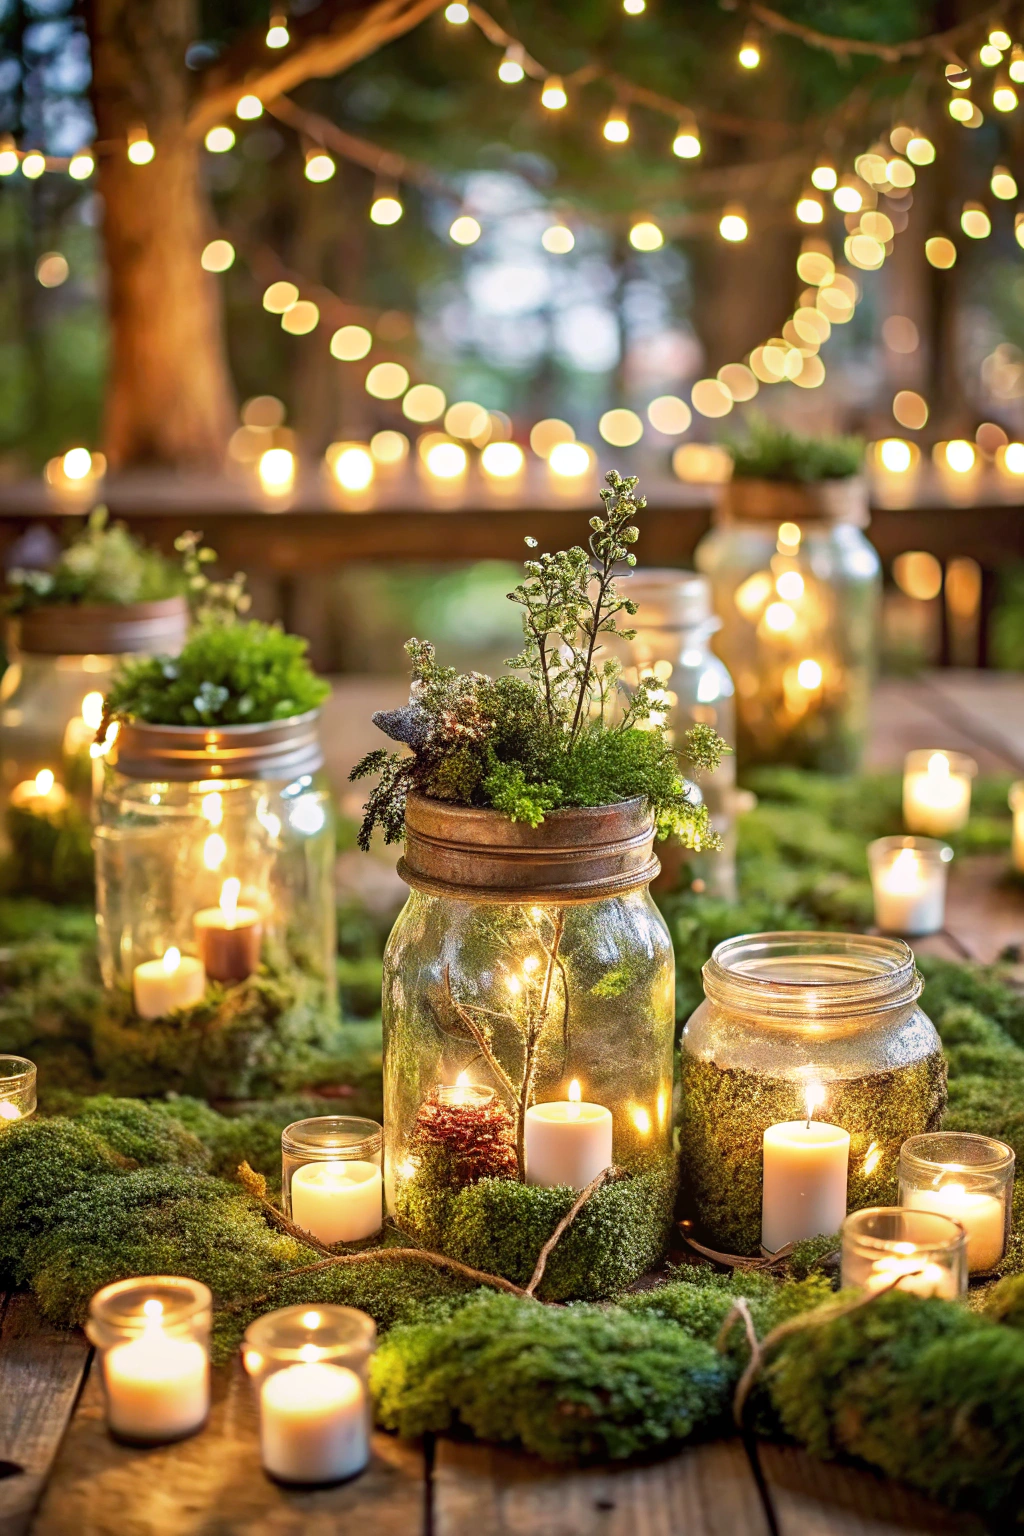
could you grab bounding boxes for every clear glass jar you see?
[0,1054,37,1123]
[868,835,953,936]
[242,1305,376,1485]
[694,480,880,772]
[94,713,336,1029]
[616,570,738,899]
[282,1117,383,1245]
[680,932,946,1255]
[383,794,676,1242]
[841,1207,967,1298]
[86,1276,212,1444]
[899,1131,1014,1274]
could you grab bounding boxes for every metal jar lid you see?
[110,708,324,783]
[11,595,189,657]
[716,476,869,527]
[398,790,660,903]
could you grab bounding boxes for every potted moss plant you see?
[695,419,880,772]
[352,471,725,1298]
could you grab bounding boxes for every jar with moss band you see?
[382,791,677,1296]
[679,932,947,1256]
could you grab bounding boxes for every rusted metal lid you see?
[110,708,324,783]
[716,476,869,527]
[12,595,189,657]
[398,790,660,903]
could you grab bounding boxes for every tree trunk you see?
[86,0,235,470]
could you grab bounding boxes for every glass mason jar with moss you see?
[680,932,946,1255]
[93,712,337,1085]
[694,478,880,772]
[382,791,677,1295]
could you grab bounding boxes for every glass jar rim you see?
[87,1275,212,1334]
[842,1205,966,1254]
[702,931,923,1020]
[0,1054,36,1086]
[903,749,977,778]
[282,1116,383,1159]
[243,1303,376,1365]
[900,1132,1015,1176]
[867,834,953,867]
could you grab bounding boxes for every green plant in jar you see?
[353,473,726,1294]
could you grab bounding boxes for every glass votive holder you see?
[0,1055,37,1123]
[85,1276,212,1444]
[841,1206,967,1299]
[242,1304,377,1485]
[902,749,976,836]
[899,1132,1014,1274]
[1009,781,1024,873]
[282,1116,383,1246]
[867,835,953,936]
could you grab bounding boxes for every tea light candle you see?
[104,1299,209,1442]
[899,1132,1014,1274]
[290,1161,383,1245]
[902,1184,1004,1273]
[841,1206,968,1298]
[862,1250,960,1299]
[260,1361,369,1484]
[132,947,206,1019]
[761,1083,850,1253]
[9,767,67,816]
[524,1079,613,1190]
[868,836,952,936]
[194,877,262,982]
[902,750,975,835]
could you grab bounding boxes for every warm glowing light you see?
[530,417,575,457]
[80,691,105,732]
[796,248,834,287]
[991,27,1012,49]
[541,224,575,254]
[647,395,691,434]
[623,0,645,11]
[599,408,643,446]
[219,877,241,923]
[204,125,235,153]
[948,96,975,123]
[764,602,796,632]
[945,62,971,89]
[796,658,823,690]
[366,362,410,399]
[126,130,154,166]
[879,437,913,472]
[719,209,748,242]
[541,75,567,110]
[603,107,630,143]
[1011,46,1024,83]
[332,445,374,491]
[804,1081,826,1121]
[62,447,93,480]
[162,947,181,976]
[775,570,804,602]
[68,151,94,179]
[906,135,935,165]
[449,214,481,245]
[886,157,915,188]
[944,439,976,473]
[498,46,525,84]
[796,196,824,224]
[34,252,67,291]
[444,2,469,19]
[893,390,928,430]
[982,43,1004,64]
[402,384,446,423]
[632,1106,652,1134]
[521,955,540,975]
[263,281,298,313]
[893,551,942,602]
[370,194,403,224]
[370,430,409,465]
[481,440,525,478]
[862,1140,881,1176]
[425,441,467,479]
[672,124,701,158]
[833,182,863,213]
[258,447,295,492]
[738,38,761,69]
[281,300,319,335]
[35,768,56,795]
[691,378,732,418]
[236,94,263,120]
[629,219,664,251]
[810,163,837,191]
[201,792,223,827]
[993,82,1018,112]
[201,239,235,273]
[845,234,884,271]
[506,974,522,996]
[548,441,591,477]
[1002,442,1024,474]
[925,236,956,269]
[266,16,290,47]
[992,165,1018,200]
[778,522,801,550]
[203,833,227,870]
[961,202,991,239]
[446,401,489,439]
[305,150,336,183]
[0,138,18,175]
[330,324,372,361]
[568,1079,582,1102]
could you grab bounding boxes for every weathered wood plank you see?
[0,1294,91,1536]
[434,1435,771,1536]
[31,1355,426,1536]
[756,1442,989,1536]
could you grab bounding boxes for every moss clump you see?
[394,1154,676,1299]
[371,1289,733,1462]
[3,801,94,904]
[766,1291,1024,1520]
[725,418,864,483]
[679,1052,947,1255]
[619,1266,832,1359]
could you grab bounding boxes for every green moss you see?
[6,506,180,612]
[679,1050,947,1255]
[2,801,94,903]
[371,1289,732,1461]
[619,1266,831,1358]
[725,418,864,482]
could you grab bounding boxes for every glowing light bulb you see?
[21,150,46,178]
[425,441,467,479]
[632,1106,652,1134]
[992,165,1018,199]
[236,94,263,120]
[498,46,525,84]
[258,447,295,493]
[623,0,645,11]
[672,124,701,158]
[603,107,630,143]
[204,125,235,153]
[719,208,748,242]
[775,570,804,601]
[370,194,403,224]
[266,14,290,47]
[796,195,824,224]
[541,224,574,254]
[796,658,823,689]
[629,219,664,251]
[332,445,375,491]
[879,438,912,473]
[738,38,761,69]
[126,129,154,165]
[548,441,590,477]
[0,137,18,175]
[541,76,567,110]
[305,150,336,183]
[201,239,235,273]
[811,163,837,191]
[481,441,524,478]
[68,151,94,179]
[833,182,863,213]
[449,214,481,244]
[444,2,469,19]
[522,954,541,973]
[62,447,93,480]
[993,81,1018,112]
[944,439,975,473]
[764,602,795,632]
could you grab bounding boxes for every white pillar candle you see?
[903,1183,1005,1272]
[871,845,946,935]
[903,751,973,835]
[290,1160,383,1245]
[862,1252,960,1299]
[260,1361,369,1484]
[761,1085,850,1253]
[132,947,206,1019]
[524,1079,613,1190]
[104,1313,209,1442]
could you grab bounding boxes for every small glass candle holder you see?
[436,1079,494,1109]
[242,1304,377,1485]
[841,1206,967,1299]
[282,1116,383,1246]
[902,749,976,836]
[867,835,953,936]
[1009,782,1024,874]
[0,1055,37,1123]
[899,1132,1014,1274]
[85,1276,212,1444]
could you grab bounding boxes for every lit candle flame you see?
[453,1069,470,1106]
[81,691,104,731]
[804,1081,826,1125]
[220,877,241,926]
[522,955,540,973]
[298,1343,322,1363]
[567,1078,581,1122]
[162,947,181,975]
[301,1311,321,1329]
[34,768,55,795]
[89,721,118,758]
[927,752,950,778]
[203,832,227,870]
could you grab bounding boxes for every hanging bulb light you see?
[68,150,95,179]
[944,61,971,89]
[266,12,290,47]
[1010,45,1024,83]
[603,104,630,143]
[126,126,154,165]
[796,191,824,224]
[304,148,335,182]
[21,150,45,179]
[990,27,1012,50]
[980,42,1004,67]
[719,204,748,242]
[810,160,837,191]
[370,189,403,224]
[541,75,567,110]
[444,2,469,20]
[236,94,263,120]
[738,28,761,68]
[672,111,701,158]
[0,136,17,175]
[993,74,1018,111]
[833,175,864,213]
[498,44,525,84]
[623,0,646,12]
[204,125,236,153]
[992,164,1018,200]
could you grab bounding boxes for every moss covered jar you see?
[381,791,677,1297]
[679,932,946,1255]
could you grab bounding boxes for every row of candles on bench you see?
[1,1050,1015,1484]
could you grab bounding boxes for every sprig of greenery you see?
[725,416,864,482]
[5,507,181,613]
[173,530,251,626]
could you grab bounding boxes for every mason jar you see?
[86,1276,212,1444]
[679,931,946,1255]
[694,478,880,772]
[613,569,738,899]
[281,1116,384,1246]
[94,712,337,1070]
[382,792,676,1285]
